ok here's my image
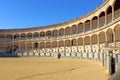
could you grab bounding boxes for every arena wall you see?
[0,0,120,76]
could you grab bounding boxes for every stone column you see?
[83,37,85,59]
[112,5,114,21]
[50,42,52,56]
[45,42,46,56]
[77,25,78,35]
[97,34,100,51]
[19,42,20,52]
[25,43,28,56]
[98,17,100,28]
[90,36,92,53]
[76,38,78,52]
[45,32,46,40]
[113,30,116,48]
[90,36,93,59]
[64,41,66,56]
[18,42,21,56]
[57,41,59,53]
[70,40,72,57]
[90,20,92,31]
[83,23,85,33]
[37,42,40,56]
[97,34,100,60]
[25,43,27,52]
[105,11,107,25]
[64,29,66,38]
[83,37,85,52]
[105,32,108,48]
[70,27,71,37]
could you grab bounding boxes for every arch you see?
[33,32,39,38]
[0,43,5,51]
[106,6,112,24]
[106,28,114,43]
[99,32,105,44]
[99,12,105,27]
[91,34,98,52]
[20,33,26,40]
[27,42,32,51]
[114,24,120,42]
[84,36,90,45]
[34,42,38,49]
[59,41,64,47]
[52,30,58,38]
[20,42,26,52]
[14,34,19,40]
[78,23,83,33]
[6,34,12,41]
[65,40,70,47]
[0,34,5,41]
[46,31,51,39]
[71,25,77,35]
[40,42,45,49]
[65,27,70,36]
[40,32,45,38]
[91,34,97,44]
[52,41,57,48]
[71,39,76,46]
[46,42,51,48]
[114,0,120,19]
[27,33,32,39]
[85,20,90,32]
[13,42,19,52]
[59,28,64,36]
[92,16,98,30]
[78,37,83,46]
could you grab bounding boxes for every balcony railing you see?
[85,27,90,32]
[92,26,98,30]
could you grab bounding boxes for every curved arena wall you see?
[0,0,120,75]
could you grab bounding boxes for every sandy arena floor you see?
[0,57,109,80]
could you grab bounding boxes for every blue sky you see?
[0,0,103,29]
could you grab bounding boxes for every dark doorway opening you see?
[34,42,38,49]
[111,53,115,75]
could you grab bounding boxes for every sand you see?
[0,57,109,80]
